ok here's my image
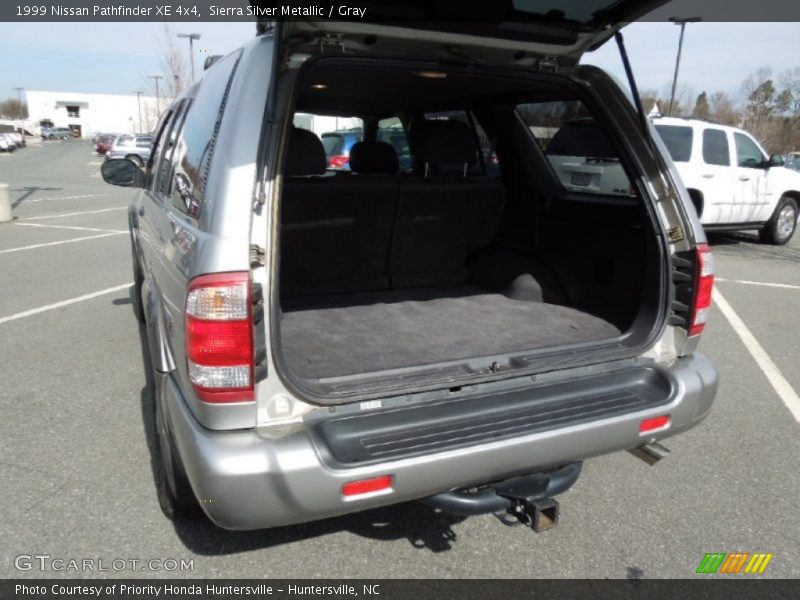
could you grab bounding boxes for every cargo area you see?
[274,60,665,392]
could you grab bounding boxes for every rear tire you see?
[759,196,798,245]
[153,373,199,520]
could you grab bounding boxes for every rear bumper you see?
[165,353,718,530]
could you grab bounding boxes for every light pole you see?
[668,17,701,116]
[148,75,163,115]
[12,87,24,131]
[177,33,202,82]
[132,91,143,133]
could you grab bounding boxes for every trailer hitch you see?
[493,474,560,532]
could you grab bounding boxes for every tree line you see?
[643,66,800,154]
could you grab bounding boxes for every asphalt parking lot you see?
[1,139,799,579]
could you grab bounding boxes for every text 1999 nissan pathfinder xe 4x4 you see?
[101,3,719,532]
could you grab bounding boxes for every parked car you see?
[42,127,71,140]
[105,134,153,165]
[101,6,718,532]
[654,116,800,244]
[0,135,11,152]
[95,134,117,155]
[320,129,363,169]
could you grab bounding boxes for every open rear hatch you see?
[251,0,668,67]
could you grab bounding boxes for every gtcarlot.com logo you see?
[696,552,774,574]
[14,554,194,572]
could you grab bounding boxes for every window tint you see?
[145,109,173,189]
[702,129,730,166]
[169,52,241,217]
[156,100,190,196]
[519,101,633,197]
[377,117,412,173]
[734,133,765,168]
[654,125,693,162]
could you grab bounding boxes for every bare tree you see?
[0,98,28,120]
[139,24,189,121]
[707,92,739,126]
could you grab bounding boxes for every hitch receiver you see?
[506,497,560,532]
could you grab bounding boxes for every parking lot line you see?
[0,282,132,326]
[28,193,107,203]
[0,232,125,254]
[15,222,127,234]
[17,207,127,221]
[716,278,800,291]
[714,288,800,424]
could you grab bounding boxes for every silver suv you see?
[102,7,718,532]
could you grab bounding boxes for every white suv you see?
[654,117,799,244]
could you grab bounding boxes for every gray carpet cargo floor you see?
[280,285,621,379]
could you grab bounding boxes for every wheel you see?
[759,196,798,245]
[127,154,144,167]
[153,373,199,519]
[130,242,146,324]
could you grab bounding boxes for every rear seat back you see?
[390,120,505,288]
[280,129,398,297]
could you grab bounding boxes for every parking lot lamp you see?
[668,17,701,116]
[13,87,24,132]
[132,91,143,133]
[148,75,163,115]
[177,33,202,82]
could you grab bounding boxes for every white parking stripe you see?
[17,207,126,221]
[14,222,127,234]
[27,193,107,203]
[0,232,125,254]
[0,283,132,326]
[716,278,800,291]
[714,288,800,424]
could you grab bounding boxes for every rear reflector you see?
[640,415,670,434]
[342,475,393,498]
[185,272,253,403]
[689,244,715,337]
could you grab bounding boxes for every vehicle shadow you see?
[11,186,63,209]
[705,232,759,246]
[130,291,465,556]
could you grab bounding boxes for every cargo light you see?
[185,272,254,403]
[342,475,393,498]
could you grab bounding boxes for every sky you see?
[1,21,800,105]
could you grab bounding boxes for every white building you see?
[24,90,162,138]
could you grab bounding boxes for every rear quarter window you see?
[702,128,730,166]
[654,125,693,162]
[168,51,242,218]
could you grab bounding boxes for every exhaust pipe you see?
[629,441,671,466]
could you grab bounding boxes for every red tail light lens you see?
[327,155,349,169]
[185,272,253,403]
[689,244,715,337]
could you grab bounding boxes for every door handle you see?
[738,175,750,182]
[702,173,715,179]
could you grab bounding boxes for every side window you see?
[734,133,765,169]
[654,125,693,162]
[169,51,241,217]
[377,117,412,173]
[145,109,174,189]
[293,113,363,171]
[518,101,634,197]
[702,129,730,166]
[156,100,190,197]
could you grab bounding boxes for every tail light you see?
[185,272,254,403]
[327,155,349,169]
[689,244,715,337]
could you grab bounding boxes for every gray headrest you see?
[285,127,326,176]
[411,120,477,165]
[348,141,399,174]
